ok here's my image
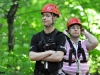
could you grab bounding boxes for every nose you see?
[42,16,46,20]
[74,27,78,31]
[74,27,77,29]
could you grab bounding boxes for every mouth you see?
[43,20,47,22]
[73,32,79,34]
[43,21,47,23]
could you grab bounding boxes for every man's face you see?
[42,12,55,26]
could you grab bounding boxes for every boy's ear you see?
[54,16,57,21]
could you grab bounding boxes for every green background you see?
[0,0,100,75]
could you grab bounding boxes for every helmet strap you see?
[51,13,54,25]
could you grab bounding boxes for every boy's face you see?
[42,12,56,26]
[68,24,81,38]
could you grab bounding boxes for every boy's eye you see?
[42,15,50,17]
[71,26,80,29]
[71,26,75,28]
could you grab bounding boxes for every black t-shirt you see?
[30,29,66,54]
[29,29,66,73]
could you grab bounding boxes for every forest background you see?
[0,0,100,75]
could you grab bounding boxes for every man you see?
[29,3,66,75]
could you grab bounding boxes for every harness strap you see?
[62,70,89,75]
[66,36,76,66]
[40,31,44,42]
[63,59,87,63]
[65,36,87,66]
[78,41,87,62]
[39,29,58,50]
[36,29,59,72]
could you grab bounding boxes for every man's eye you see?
[72,27,75,29]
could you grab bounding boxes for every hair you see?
[68,24,82,30]
[41,12,59,18]
[53,13,59,18]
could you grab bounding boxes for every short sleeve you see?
[29,34,39,52]
[56,33,66,55]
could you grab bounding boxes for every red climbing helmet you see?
[41,3,60,17]
[67,17,82,27]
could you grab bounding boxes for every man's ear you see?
[54,16,57,21]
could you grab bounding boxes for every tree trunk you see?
[6,0,19,51]
[7,18,14,51]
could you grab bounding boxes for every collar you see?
[70,39,80,45]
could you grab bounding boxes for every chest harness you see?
[38,29,58,52]
[38,29,58,69]
[64,36,87,66]
[63,36,88,75]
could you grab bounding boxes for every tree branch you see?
[0,7,8,12]
[6,0,19,20]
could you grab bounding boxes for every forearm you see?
[83,30,98,44]
[43,51,64,62]
[29,51,51,61]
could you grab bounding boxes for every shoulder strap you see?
[66,36,74,48]
[65,35,76,66]
[40,31,44,41]
[37,31,45,52]
[78,41,87,62]
[65,35,75,51]
[64,37,87,66]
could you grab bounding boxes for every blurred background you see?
[0,0,100,75]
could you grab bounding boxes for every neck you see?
[70,37,79,44]
[44,26,55,34]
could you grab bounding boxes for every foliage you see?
[0,51,35,75]
[0,0,100,75]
